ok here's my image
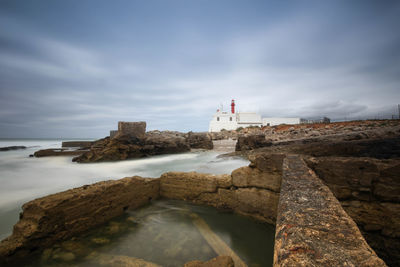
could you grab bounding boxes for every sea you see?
[0,138,249,241]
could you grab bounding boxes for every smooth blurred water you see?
[0,139,249,240]
[22,200,275,267]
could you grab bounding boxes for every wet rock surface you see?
[0,146,26,151]
[160,153,282,225]
[274,155,386,266]
[0,176,159,265]
[34,148,88,157]
[72,131,213,163]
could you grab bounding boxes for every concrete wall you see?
[262,117,301,126]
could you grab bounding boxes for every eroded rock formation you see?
[274,155,386,266]
[160,153,283,224]
[0,177,159,264]
[306,157,400,266]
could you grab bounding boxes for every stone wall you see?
[117,121,146,138]
[160,153,284,225]
[109,130,118,138]
[274,155,386,266]
[305,157,400,266]
[0,177,159,264]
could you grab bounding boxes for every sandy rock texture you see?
[0,177,159,265]
[160,153,283,224]
[306,157,400,266]
[274,155,386,267]
[72,131,213,163]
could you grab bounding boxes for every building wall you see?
[209,112,237,132]
[262,117,301,126]
[236,112,262,124]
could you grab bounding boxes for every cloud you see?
[0,0,399,137]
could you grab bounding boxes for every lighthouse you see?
[231,99,235,114]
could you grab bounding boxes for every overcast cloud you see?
[0,0,399,138]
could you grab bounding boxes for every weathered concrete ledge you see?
[274,155,386,266]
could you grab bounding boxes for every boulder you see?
[235,134,272,151]
[187,132,213,149]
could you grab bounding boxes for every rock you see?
[52,251,76,261]
[61,141,93,148]
[73,131,191,163]
[34,148,87,157]
[160,172,226,200]
[95,253,161,267]
[0,176,159,263]
[231,166,281,192]
[274,155,386,267]
[184,256,234,267]
[0,146,26,151]
[187,132,213,149]
[235,134,272,151]
[91,237,110,245]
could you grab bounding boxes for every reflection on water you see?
[0,139,249,240]
[22,200,275,267]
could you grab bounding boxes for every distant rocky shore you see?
[33,122,213,162]
[3,119,399,266]
[0,146,26,151]
[72,122,213,163]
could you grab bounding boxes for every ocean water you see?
[0,139,249,240]
[23,200,275,267]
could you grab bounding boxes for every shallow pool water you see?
[23,200,275,267]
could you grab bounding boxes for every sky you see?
[0,0,399,138]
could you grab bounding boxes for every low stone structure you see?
[274,155,386,266]
[116,121,146,138]
[305,157,400,266]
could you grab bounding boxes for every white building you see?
[262,117,301,126]
[208,100,302,132]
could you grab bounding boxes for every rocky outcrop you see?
[160,153,283,224]
[306,157,400,266]
[0,146,26,151]
[61,141,93,148]
[73,132,190,163]
[184,256,234,267]
[187,132,213,149]
[34,148,87,157]
[0,177,159,265]
[235,134,272,151]
[274,155,386,266]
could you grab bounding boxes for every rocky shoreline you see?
[1,119,399,266]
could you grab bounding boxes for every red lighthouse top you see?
[231,99,235,114]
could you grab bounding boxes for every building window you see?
[217,117,220,121]
[230,117,232,121]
